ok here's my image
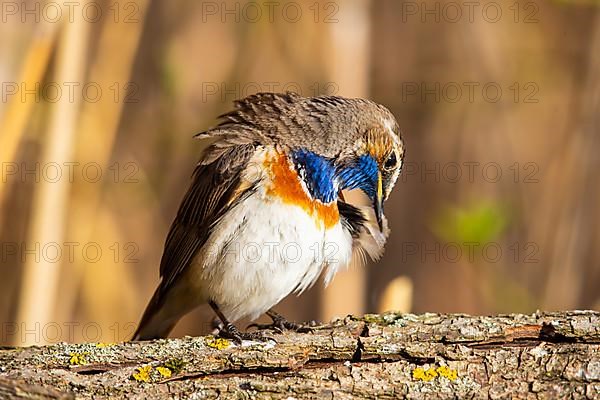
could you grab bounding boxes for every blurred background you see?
[1,0,599,346]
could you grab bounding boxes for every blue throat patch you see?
[337,154,379,199]
[291,149,378,203]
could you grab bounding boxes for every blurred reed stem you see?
[61,0,149,341]
[0,21,58,209]
[15,7,91,345]
[541,13,600,309]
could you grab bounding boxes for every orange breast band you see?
[264,152,339,230]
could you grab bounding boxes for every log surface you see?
[1,311,599,399]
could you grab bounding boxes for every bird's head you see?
[204,92,405,231]
[335,121,405,232]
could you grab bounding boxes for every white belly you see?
[188,191,353,322]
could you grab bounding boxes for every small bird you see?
[132,92,405,342]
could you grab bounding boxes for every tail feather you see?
[131,287,181,341]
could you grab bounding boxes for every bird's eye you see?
[383,152,397,170]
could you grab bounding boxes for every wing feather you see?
[158,142,257,294]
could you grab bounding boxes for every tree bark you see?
[1,311,599,399]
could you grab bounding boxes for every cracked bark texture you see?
[1,311,599,399]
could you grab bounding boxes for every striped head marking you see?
[363,124,405,201]
[338,116,405,231]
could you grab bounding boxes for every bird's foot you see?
[218,323,275,345]
[247,310,315,334]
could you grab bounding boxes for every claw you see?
[209,301,277,344]
[246,322,283,333]
[219,323,276,344]
[248,310,315,333]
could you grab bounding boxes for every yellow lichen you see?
[412,365,458,382]
[412,366,438,382]
[164,359,185,374]
[95,342,116,348]
[206,337,231,350]
[132,365,152,382]
[69,352,88,365]
[156,366,172,378]
[436,365,458,381]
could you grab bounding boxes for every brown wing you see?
[157,142,258,295]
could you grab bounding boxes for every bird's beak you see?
[374,172,384,232]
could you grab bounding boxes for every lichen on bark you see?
[1,311,599,399]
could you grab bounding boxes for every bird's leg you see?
[247,309,314,333]
[208,301,273,344]
[210,317,223,335]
